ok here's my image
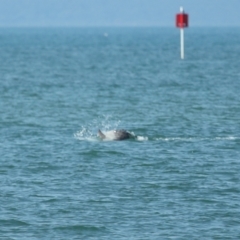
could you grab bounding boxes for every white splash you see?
[74,127,98,142]
[136,136,149,141]
[74,115,123,142]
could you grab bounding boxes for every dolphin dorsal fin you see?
[98,129,106,139]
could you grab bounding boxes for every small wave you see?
[54,224,106,232]
[155,136,239,142]
[215,136,238,140]
[0,219,29,226]
[156,137,198,142]
[136,135,149,141]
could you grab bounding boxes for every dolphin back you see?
[114,129,131,140]
[98,129,131,141]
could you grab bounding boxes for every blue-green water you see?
[1,27,240,239]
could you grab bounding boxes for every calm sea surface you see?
[1,27,240,239]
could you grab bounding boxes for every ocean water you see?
[1,27,240,239]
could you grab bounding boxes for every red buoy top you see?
[176,7,188,28]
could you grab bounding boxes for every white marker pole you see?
[176,6,188,59]
[180,27,184,59]
[180,7,184,59]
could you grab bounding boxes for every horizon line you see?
[0,25,239,28]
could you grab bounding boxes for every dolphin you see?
[98,129,132,141]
